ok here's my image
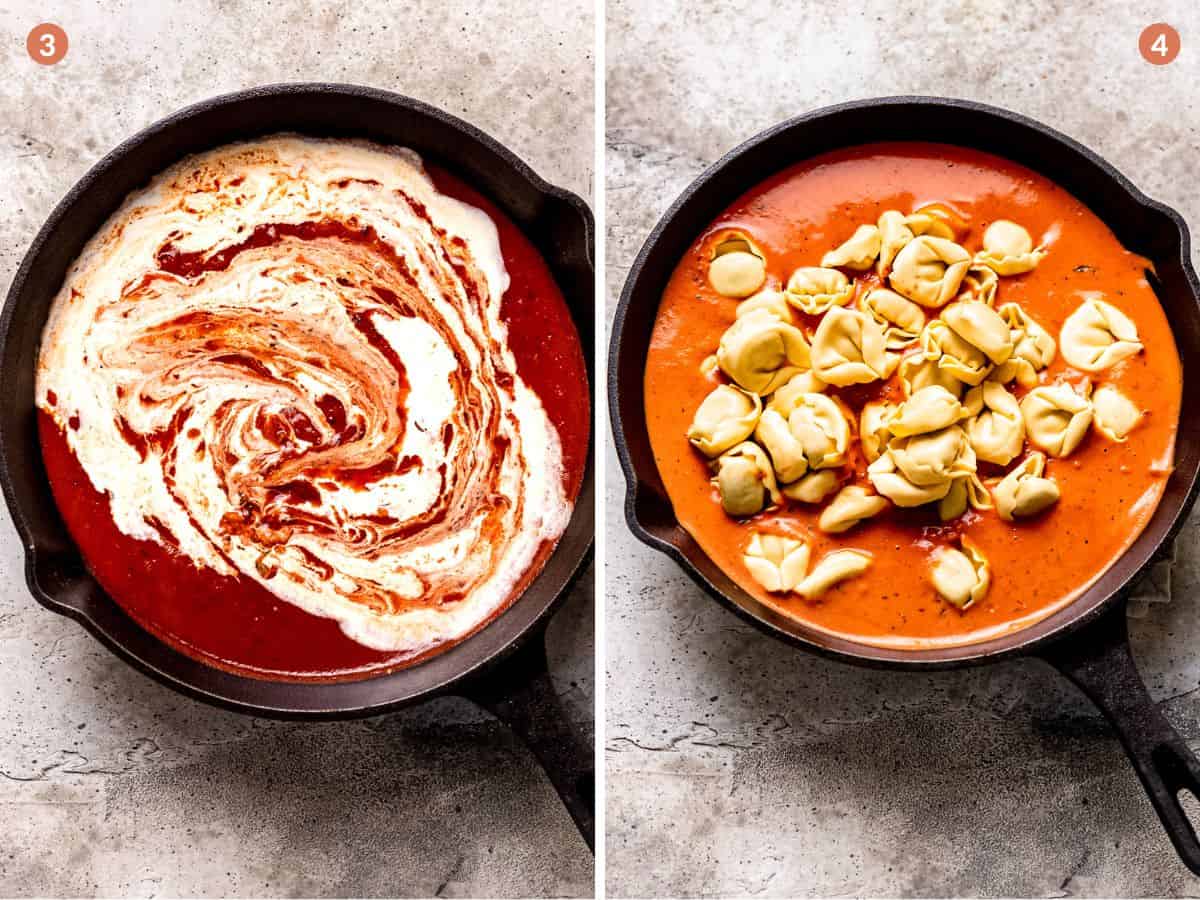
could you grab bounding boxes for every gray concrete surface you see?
[606,1,1200,896]
[0,1,593,897]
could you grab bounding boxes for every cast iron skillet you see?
[611,97,1200,872]
[0,84,594,849]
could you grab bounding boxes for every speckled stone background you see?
[0,1,593,897]
[607,1,1200,896]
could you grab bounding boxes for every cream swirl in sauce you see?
[37,135,570,656]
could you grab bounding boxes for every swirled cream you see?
[37,135,571,656]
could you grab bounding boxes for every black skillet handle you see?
[458,631,595,851]
[1038,601,1200,874]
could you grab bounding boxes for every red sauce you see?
[39,163,590,682]
[645,143,1179,648]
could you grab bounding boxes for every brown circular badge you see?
[26,23,68,66]
[1139,23,1180,65]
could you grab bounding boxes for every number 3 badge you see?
[26,23,69,66]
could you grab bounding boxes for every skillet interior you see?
[0,83,595,717]
[611,96,1200,668]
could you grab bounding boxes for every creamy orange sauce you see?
[645,143,1181,648]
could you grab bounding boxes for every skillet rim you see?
[609,94,1200,670]
[0,82,596,717]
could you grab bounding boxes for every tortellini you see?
[985,360,1026,389]
[860,288,925,349]
[859,401,898,463]
[768,371,827,414]
[686,194,1157,611]
[743,532,810,594]
[938,473,992,522]
[754,410,808,483]
[818,485,889,534]
[906,203,965,241]
[715,441,780,517]
[930,538,991,609]
[755,393,849,482]
[1059,296,1143,372]
[898,352,964,399]
[1020,382,1093,457]
[811,307,889,386]
[921,320,991,385]
[743,532,870,598]
[889,236,971,307]
[880,350,902,379]
[1000,303,1056,367]
[821,225,882,271]
[889,385,962,437]
[736,289,794,323]
[781,469,841,504]
[687,384,763,457]
[787,393,852,470]
[993,452,1060,521]
[941,301,1015,365]
[889,426,976,487]
[709,232,767,297]
[797,550,872,599]
[992,302,1056,386]
[717,308,812,395]
[1092,384,1144,442]
[962,382,1024,466]
[958,264,999,306]
[876,210,914,276]
[867,452,954,507]
[785,266,855,315]
[867,425,976,508]
[975,220,1045,276]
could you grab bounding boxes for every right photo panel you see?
[606,1,1200,896]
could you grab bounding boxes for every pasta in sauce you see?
[644,143,1180,648]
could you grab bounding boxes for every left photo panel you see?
[0,1,594,897]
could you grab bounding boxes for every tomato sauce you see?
[39,163,590,681]
[645,143,1180,648]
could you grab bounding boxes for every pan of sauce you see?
[1,84,595,848]
[646,142,1179,649]
[611,97,1200,872]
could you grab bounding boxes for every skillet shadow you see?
[605,525,1200,899]
[8,571,593,899]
